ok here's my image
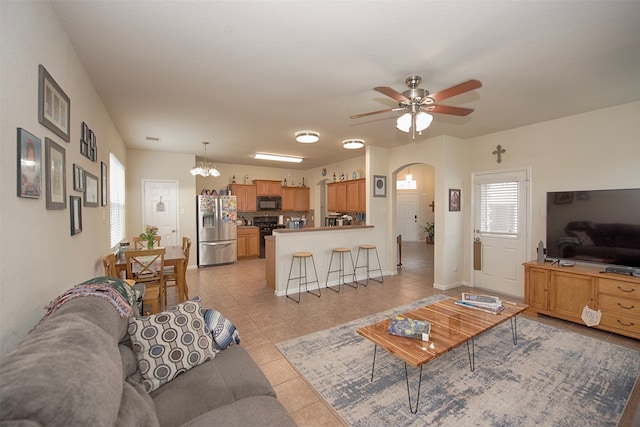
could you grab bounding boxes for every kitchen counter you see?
[237,225,259,229]
[266,225,381,295]
[272,225,372,233]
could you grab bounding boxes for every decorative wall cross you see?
[492,145,506,163]
[428,201,435,212]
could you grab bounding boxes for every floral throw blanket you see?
[31,276,140,332]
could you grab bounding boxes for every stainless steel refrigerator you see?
[197,195,238,267]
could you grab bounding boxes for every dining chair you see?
[165,237,191,303]
[102,253,118,278]
[133,235,162,249]
[125,248,166,311]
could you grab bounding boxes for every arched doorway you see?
[394,163,435,272]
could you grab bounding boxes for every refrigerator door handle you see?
[201,241,235,246]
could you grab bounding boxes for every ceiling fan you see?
[351,75,482,139]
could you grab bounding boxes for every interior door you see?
[472,170,529,298]
[397,193,419,241]
[143,180,179,247]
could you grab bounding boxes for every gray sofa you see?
[0,295,296,426]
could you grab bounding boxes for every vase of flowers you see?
[139,225,158,249]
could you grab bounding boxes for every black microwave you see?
[257,196,281,211]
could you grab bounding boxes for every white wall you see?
[0,2,128,354]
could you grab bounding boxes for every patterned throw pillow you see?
[128,297,216,392]
[573,230,594,246]
[202,308,241,350]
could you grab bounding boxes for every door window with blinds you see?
[475,180,519,236]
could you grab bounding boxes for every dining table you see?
[114,245,187,304]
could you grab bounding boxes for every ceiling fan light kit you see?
[295,130,320,143]
[190,141,221,177]
[342,139,365,149]
[254,153,303,163]
[352,75,482,139]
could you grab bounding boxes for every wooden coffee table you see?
[356,295,528,413]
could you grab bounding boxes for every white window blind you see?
[109,153,126,248]
[475,181,518,236]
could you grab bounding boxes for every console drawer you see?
[599,312,640,337]
[597,278,640,299]
[598,294,640,317]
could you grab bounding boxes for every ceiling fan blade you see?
[350,108,396,119]
[374,86,410,103]
[426,104,474,116]
[426,79,482,103]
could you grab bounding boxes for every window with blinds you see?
[475,181,518,236]
[109,153,126,248]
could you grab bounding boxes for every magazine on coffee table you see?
[388,316,431,341]
[455,299,505,314]
[461,292,502,308]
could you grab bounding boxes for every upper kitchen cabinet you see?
[282,186,310,211]
[254,180,282,197]
[328,179,365,212]
[231,184,257,212]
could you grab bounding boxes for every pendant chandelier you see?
[190,141,220,177]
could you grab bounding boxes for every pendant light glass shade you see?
[190,142,221,177]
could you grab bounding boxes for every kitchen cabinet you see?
[524,261,639,338]
[230,184,257,212]
[282,186,309,211]
[237,227,259,259]
[253,180,282,197]
[328,179,365,212]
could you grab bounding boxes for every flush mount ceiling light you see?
[342,139,365,149]
[254,153,303,163]
[295,131,320,143]
[190,141,221,177]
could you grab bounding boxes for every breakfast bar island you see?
[265,225,376,296]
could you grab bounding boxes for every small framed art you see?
[17,128,42,198]
[73,164,84,192]
[38,65,70,142]
[101,161,108,206]
[373,175,386,198]
[45,137,66,210]
[70,196,82,235]
[84,171,99,207]
[449,189,461,211]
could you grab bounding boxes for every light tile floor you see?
[172,243,639,426]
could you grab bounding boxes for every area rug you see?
[276,295,640,426]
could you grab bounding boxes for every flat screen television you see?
[546,188,640,268]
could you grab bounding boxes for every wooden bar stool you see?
[326,247,357,292]
[286,252,321,303]
[354,244,384,286]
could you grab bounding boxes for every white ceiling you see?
[50,0,640,170]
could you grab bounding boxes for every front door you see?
[143,180,179,247]
[472,170,529,298]
[397,193,419,241]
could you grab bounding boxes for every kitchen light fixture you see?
[342,139,364,149]
[405,168,413,182]
[295,130,320,143]
[254,153,303,163]
[190,141,221,177]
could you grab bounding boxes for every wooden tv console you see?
[524,261,640,339]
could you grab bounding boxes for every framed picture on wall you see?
[70,195,82,235]
[101,161,108,206]
[17,128,42,198]
[73,164,84,192]
[84,171,99,207]
[373,175,386,198]
[38,65,70,142]
[449,188,461,211]
[45,137,66,210]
